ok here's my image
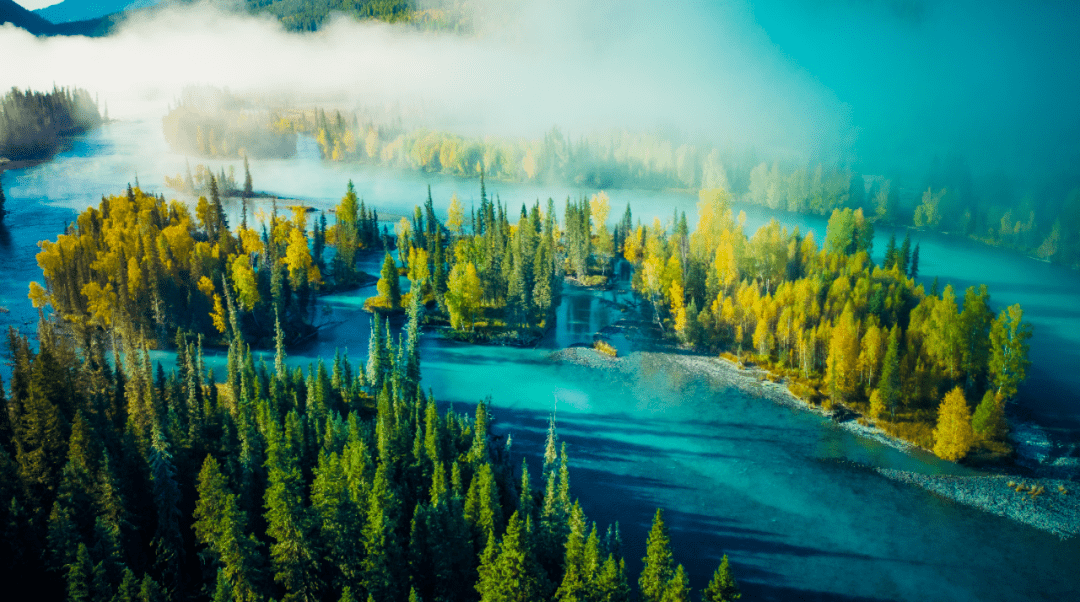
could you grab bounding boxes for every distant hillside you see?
[0,0,55,34]
[247,0,468,32]
[34,0,157,25]
[0,0,112,35]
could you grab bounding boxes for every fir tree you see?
[878,326,902,419]
[702,555,740,602]
[475,511,544,602]
[639,509,674,602]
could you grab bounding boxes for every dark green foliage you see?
[0,87,101,161]
[972,391,1007,441]
[1,233,737,602]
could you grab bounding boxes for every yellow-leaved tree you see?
[445,262,482,332]
[447,193,465,236]
[933,386,974,461]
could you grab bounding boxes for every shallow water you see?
[1,121,1078,600]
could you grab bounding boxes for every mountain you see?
[34,0,158,25]
[0,0,55,34]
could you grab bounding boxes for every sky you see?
[4,0,1079,187]
[19,0,61,10]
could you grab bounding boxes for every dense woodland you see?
[242,0,469,33]
[161,90,296,161]
[614,190,1029,458]
[366,176,565,345]
[32,180,381,350]
[0,286,740,601]
[161,93,1080,271]
[0,87,102,162]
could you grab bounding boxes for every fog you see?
[1,0,849,160]
[2,0,1078,187]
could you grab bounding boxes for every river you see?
[0,119,1077,601]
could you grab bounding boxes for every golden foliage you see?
[933,386,974,462]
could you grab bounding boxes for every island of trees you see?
[0,86,102,163]
[613,189,1030,461]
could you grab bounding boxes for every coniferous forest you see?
[0,277,739,602]
[0,86,102,162]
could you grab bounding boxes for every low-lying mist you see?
[3,0,1078,197]
[0,0,850,162]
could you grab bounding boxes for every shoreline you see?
[551,345,1080,539]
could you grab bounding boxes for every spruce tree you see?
[702,555,741,602]
[377,252,401,309]
[639,509,674,602]
[475,511,544,602]
[264,412,322,601]
[67,543,93,602]
[878,326,902,419]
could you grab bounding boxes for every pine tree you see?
[878,325,902,419]
[702,555,740,602]
[554,502,588,602]
[264,413,322,601]
[149,430,183,597]
[639,509,674,602]
[972,390,1006,441]
[933,386,974,462]
[67,543,93,602]
[192,455,262,601]
[377,252,401,309]
[475,511,544,602]
[664,564,691,602]
[909,243,920,279]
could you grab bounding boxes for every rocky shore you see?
[876,469,1080,539]
[551,345,1079,539]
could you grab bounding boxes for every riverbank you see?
[551,344,1080,539]
[875,469,1080,539]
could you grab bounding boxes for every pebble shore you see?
[551,345,1079,539]
[875,469,1080,539]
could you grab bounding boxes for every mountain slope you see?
[34,0,157,25]
[0,0,55,34]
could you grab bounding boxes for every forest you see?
[365,177,565,346]
[31,179,381,350]
[242,0,469,33]
[34,171,1031,461]
[616,190,1029,459]
[161,92,1080,271]
[0,283,740,602]
[0,86,102,162]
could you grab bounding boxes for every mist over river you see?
[0,120,1077,601]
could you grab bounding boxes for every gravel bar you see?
[551,346,1080,539]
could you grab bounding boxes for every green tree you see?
[192,455,262,602]
[264,413,322,601]
[476,511,544,602]
[878,326,902,419]
[702,555,740,602]
[333,181,361,287]
[67,543,93,602]
[988,304,1032,400]
[639,509,674,602]
[376,252,402,309]
[972,390,1007,441]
